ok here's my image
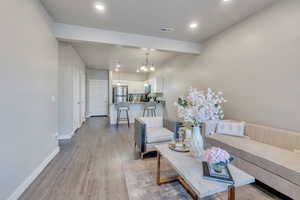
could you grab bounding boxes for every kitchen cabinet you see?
[147,77,164,93]
[112,80,128,86]
[112,80,144,94]
[128,81,144,94]
[112,77,163,94]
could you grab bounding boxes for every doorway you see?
[88,79,108,116]
[73,67,86,132]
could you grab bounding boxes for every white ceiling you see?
[42,0,277,42]
[72,41,178,72]
[43,0,277,72]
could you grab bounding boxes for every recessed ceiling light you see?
[150,48,156,52]
[115,68,119,72]
[136,69,140,73]
[141,48,148,51]
[95,2,105,11]
[116,64,121,68]
[222,0,232,4]
[189,22,198,29]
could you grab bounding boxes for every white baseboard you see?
[57,134,73,140]
[7,147,60,200]
[57,129,77,140]
[57,132,73,140]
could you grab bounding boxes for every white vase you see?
[190,126,204,160]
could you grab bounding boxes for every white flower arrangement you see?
[174,87,227,127]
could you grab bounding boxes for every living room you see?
[1,0,300,200]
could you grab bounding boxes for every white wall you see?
[151,0,300,132]
[58,42,86,138]
[0,0,59,199]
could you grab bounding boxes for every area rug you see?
[123,158,281,200]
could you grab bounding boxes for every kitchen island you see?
[109,101,166,125]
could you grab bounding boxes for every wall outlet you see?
[51,96,56,103]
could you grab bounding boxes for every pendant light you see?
[140,53,155,72]
[117,68,121,86]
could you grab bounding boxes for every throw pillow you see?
[204,120,218,136]
[294,149,300,154]
[216,120,246,137]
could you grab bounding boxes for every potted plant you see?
[147,93,156,101]
[174,87,226,159]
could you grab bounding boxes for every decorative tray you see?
[168,143,190,152]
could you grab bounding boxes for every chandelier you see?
[137,53,155,73]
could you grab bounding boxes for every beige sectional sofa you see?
[205,123,300,200]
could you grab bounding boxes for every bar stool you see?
[143,101,157,117]
[116,102,130,128]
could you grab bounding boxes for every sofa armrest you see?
[163,119,183,139]
[134,119,146,153]
[138,117,163,128]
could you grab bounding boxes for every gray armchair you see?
[134,117,183,158]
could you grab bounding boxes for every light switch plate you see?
[51,96,56,103]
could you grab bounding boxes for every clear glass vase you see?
[190,126,204,160]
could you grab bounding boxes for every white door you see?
[73,67,81,130]
[80,71,86,123]
[88,80,108,116]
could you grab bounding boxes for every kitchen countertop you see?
[112,101,165,105]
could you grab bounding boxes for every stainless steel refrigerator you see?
[113,86,128,104]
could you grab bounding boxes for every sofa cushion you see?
[216,120,245,137]
[139,117,163,128]
[246,123,300,151]
[146,127,174,143]
[206,134,300,186]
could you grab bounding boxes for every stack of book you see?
[202,162,234,184]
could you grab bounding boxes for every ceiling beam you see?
[53,23,202,54]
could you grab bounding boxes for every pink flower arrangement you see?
[174,88,226,127]
[204,147,233,165]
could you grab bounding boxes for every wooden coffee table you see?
[155,144,255,200]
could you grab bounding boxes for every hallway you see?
[20,118,135,200]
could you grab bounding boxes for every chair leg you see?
[154,109,157,117]
[126,110,130,127]
[143,109,146,117]
[116,110,120,128]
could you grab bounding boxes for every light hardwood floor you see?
[20,117,287,200]
[20,117,135,200]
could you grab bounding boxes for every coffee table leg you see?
[178,177,200,200]
[156,151,179,185]
[228,186,235,200]
[156,152,161,185]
